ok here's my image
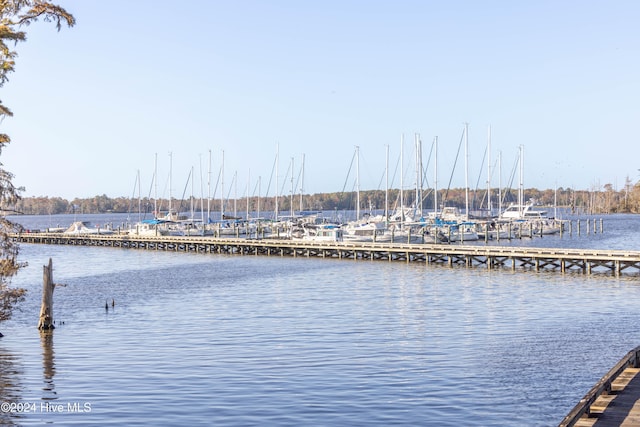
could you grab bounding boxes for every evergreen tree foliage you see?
[0,1,74,327]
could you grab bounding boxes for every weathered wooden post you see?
[37,258,55,330]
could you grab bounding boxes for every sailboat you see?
[498,146,562,236]
[64,221,115,235]
[430,124,479,241]
[342,146,387,242]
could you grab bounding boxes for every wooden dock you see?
[10,232,640,276]
[560,346,640,426]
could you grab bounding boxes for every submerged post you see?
[37,258,55,330]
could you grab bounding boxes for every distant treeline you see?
[8,184,640,216]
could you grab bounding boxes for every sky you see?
[1,1,639,201]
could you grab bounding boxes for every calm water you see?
[0,213,639,426]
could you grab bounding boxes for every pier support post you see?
[37,258,56,331]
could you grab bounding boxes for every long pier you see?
[11,232,640,276]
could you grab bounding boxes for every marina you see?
[10,229,640,276]
[1,212,640,426]
[2,3,638,425]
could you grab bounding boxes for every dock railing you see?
[558,345,640,426]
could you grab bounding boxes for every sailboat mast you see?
[518,145,524,215]
[221,150,225,219]
[199,155,205,223]
[154,153,158,217]
[207,149,211,222]
[247,168,250,220]
[137,169,141,223]
[290,157,294,219]
[434,136,438,215]
[415,133,420,217]
[169,151,173,214]
[356,146,360,220]
[257,176,261,219]
[498,151,503,216]
[400,134,404,222]
[275,145,279,221]
[464,123,470,218]
[190,166,195,220]
[233,170,237,218]
[487,125,492,215]
[418,134,423,216]
[385,144,389,222]
[554,182,558,218]
[299,153,304,212]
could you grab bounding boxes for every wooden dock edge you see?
[558,345,640,426]
[9,232,640,276]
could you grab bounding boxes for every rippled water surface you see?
[1,213,639,426]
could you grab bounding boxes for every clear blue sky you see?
[2,1,639,201]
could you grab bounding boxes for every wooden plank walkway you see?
[10,232,640,276]
[560,347,640,426]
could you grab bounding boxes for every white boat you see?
[64,221,115,235]
[500,201,548,220]
[127,219,169,237]
[290,224,343,242]
[437,222,479,242]
[434,206,471,222]
[499,201,563,236]
[377,223,433,243]
[536,219,563,235]
[475,221,511,240]
[428,206,479,242]
[342,220,385,242]
[521,218,563,236]
[206,220,250,237]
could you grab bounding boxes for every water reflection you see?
[0,344,23,426]
[40,330,57,400]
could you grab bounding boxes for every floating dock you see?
[560,346,640,426]
[11,232,640,276]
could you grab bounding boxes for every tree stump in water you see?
[37,258,55,330]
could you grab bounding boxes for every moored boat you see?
[127,219,169,236]
[64,221,115,235]
[290,223,343,242]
